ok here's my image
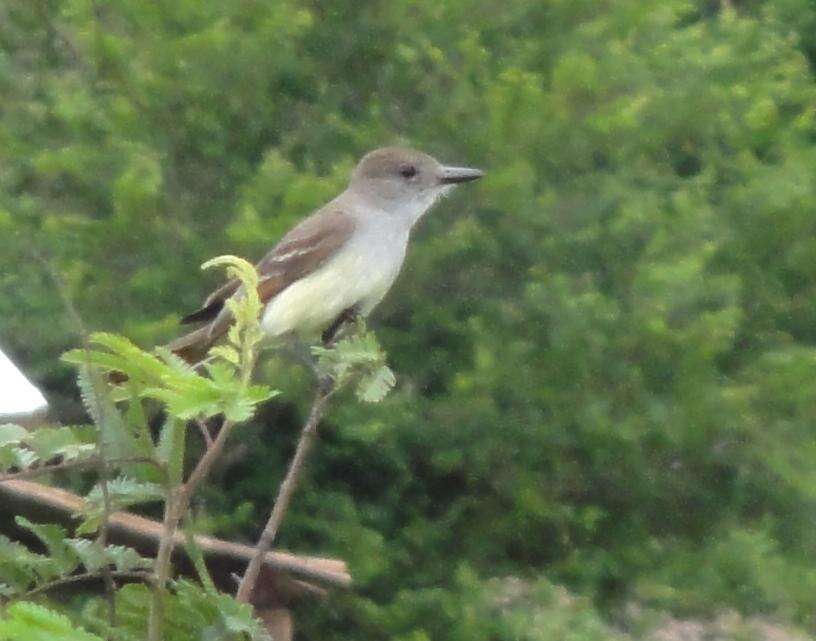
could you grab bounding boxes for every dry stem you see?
[147,417,237,641]
[236,387,333,603]
[19,570,151,600]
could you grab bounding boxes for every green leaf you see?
[0,602,104,641]
[79,477,164,535]
[86,476,164,508]
[156,415,186,485]
[66,539,106,572]
[66,538,150,573]
[102,544,151,572]
[76,366,140,461]
[84,333,170,385]
[0,534,53,591]
[202,256,259,290]
[155,346,195,375]
[183,528,217,595]
[312,324,395,402]
[0,424,28,447]
[124,380,152,448]
[205,361,239,387]
[142,383,221,420]
[202,255,265,374]
[357,364,396,403]
[175,580,271,641]
[14,518,79,575]
[61,349,136,376]
[25,425,97,463]
[91,581,270,641]
[209,345,240,365]
[7,447,38,471]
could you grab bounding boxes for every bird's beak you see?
[439,165,485,184]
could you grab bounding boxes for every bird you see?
[168,147,484,362]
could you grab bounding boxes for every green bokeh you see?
[3,0,816,638]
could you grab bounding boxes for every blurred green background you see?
[4,0,816,639]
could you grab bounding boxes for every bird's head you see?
[349,147,483,222]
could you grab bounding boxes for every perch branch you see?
[236,386,333,602]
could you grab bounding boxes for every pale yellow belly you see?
[260,238,405,339]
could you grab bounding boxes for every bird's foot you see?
[317,374,336,395]
[321,304,362,346]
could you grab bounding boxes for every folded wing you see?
[168,208,356,362]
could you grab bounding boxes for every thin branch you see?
[0,457,106,482]
[19,570,151,600]
[183,418,237,496]
[236,386,333,603]
[195,418,213,449]
[32,249,120,630]
[95,449,117,629]
[150,418,236,576]
[0,456,164,483]
[148,414,241,641]
[147,488,179,641]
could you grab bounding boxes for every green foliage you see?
[156,415,186,485]
[0,517,150,596]
[0,253,283,637]
[63,332,276,423]
[350,568,628,641]
[633,525,816,618]
[0,423,96,474]
[5,0,816,639]
[61,257,277,425]
[82,582,270,641]
[202,255,266,378]
[312,322,396,402]
[76,365,150,464]
[0,602,104,641]
[78,477,164,534]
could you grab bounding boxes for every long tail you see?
[166,324,216,365]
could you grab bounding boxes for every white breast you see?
[261,217,409,339]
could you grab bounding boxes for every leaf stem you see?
[0,456,164,483]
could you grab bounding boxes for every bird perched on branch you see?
[169,147,483,361]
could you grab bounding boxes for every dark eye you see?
[399,164,417,179]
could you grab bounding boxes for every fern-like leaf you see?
[0,424,28,447]
[356,364,396,403]
[312,324,396,402]
[156,415,186,485]
[78,477,164,535]
[15,518,79,576]
[0,602,104,641]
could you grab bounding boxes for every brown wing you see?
[254,208,357,304]
[169,207,355,361]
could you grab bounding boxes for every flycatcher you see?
[169,147,483,360]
